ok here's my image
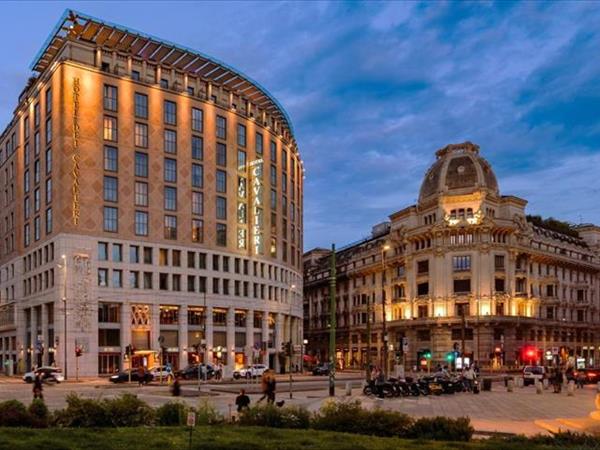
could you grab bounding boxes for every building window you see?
[237,124,246,147]
[494,255,505,270]
[112,270,123,288]
[45,88,52,114]
[216,115,226,139]
[112,244,122,262]
[164,129,177,153]
[417,282,429,296]
[192,219,203,243]
[164,215,177,239]
[98,242,108,261]
[164,100,177,125]
[216,223,227,246]
[134,181,148,206]
[98,268,108,287]
[129,271,140,288]
[494,278,505,292]
[45,208,52,234]
[216,170,227,193]
[130,245,140,263]
[453,279,471,294]
[417,260,429,274]
[34,160,41,184]
[103,176,118,202]
[24,170,30,193]
[191,164,203,188]
[45,118,52,144]
[103,207,118,232]
[131,70,140,80]
[135,152,148,177]
[98,303,120,323]
[143,272,153,289]
[164,158,177,182]
[135,123,148,148]
[135,211,148,236]
[192,191,203,215]
[103,116,117,142]
[134,92,148,119]
[160,79,169,89]
[216,196,227,220]
[452,255,471,271]
[164,186,177,211]
[34,216,40,241]
[103,85,118,111]
[237,150,246,171]
[104,146,118,172]
[270,165,277,186]
[191,108,203,132]
[24,224,30,247]
[270,189,277,209]
[216,143,227,166]
[192,136,203,160]
[255,132,263,155]
[270,140,277,163]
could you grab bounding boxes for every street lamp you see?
[381,244,390,377]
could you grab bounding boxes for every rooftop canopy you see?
[30,9,294,136]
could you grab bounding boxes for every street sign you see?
[293,344,301,353]
[552,347,559,355]
[187,412,196,427]
[402,337,409,352]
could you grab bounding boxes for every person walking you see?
[235,388,251,412]
[463,365,475,392]
[266,372,277,404]
[257,370,270,403]
[576,370,585,389]
[137,365,146,386]
[32,373,43,400]
[171,376,181,397]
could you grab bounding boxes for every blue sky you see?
[1,1,599,250]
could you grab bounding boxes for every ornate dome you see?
[418,142,499,204]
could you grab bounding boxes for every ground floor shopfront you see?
[306,317,600,372]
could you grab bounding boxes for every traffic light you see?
[446,352,455,363]
[75,346,82,357]
[423,349,432,360]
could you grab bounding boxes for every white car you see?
[23,366,64,383]
[233,364,268,379]
[148,365,173,380]
[523,365,546,386]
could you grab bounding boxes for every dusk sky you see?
[1,2,599,250]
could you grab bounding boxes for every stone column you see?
[275,313,284,373]
[226,307,235,377]
[150,303,160,366]
[41,304,49,366]
[120,302,131,371]
[205,306,214,363]
[246,309,254,365]
[178,304,188,370]
[30,307,37,370]
[262,311,269,366]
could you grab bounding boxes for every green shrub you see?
[239,404,310,429]
[194,399,224,425]
[408,416,473,441]
[362,408,413,437]
[0,399,31,427]
[156,401,188,426]
[103,393,155,427]
[53,393,110,427]
[28,399,50,428]
[312,400,367,434]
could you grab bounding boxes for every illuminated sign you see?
[71,77,81,225]
[250,159,264,254]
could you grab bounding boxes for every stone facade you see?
[0,11,303,377]
[304,142,600,371]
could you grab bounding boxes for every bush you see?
[103,393,155,427]
[362,408,413,437]
[194,399,224,425]
[312,400,367,434]
[53,393,110,427]
[408,416,473,441]
[239,404,310,429]
[28,399,50,428]
[156,401,189,426]
[0,399,31,427]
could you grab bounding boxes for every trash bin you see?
[482,378,492,391]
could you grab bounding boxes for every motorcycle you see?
[363,379,395,398]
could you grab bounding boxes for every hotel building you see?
[304,142,600,370]
[0,10,304,377]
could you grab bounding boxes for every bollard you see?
[535,380,543,395]
[345,382,352,396]
[542,379,549,390]
[516,377,524,388]
[596,381,600,394]
[507,379,514,392]
[568,380,575,396]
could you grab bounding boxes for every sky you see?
[1,1,599,250]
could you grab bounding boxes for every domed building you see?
[304,142,600,371]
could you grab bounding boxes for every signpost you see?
[187,411,196,450]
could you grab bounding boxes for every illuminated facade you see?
[0,10,303,377]
[304,142,600,370]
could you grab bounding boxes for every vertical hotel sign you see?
[71,77,81,225]
[249,159,264,254]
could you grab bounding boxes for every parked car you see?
[312,363,332,376]
[23,367,64,384]
[233,364,268,379]
[574,368,600,384]
[523,365,546,386]
[176,363,215,380]
[109,369,153,383]
[148,365,173,380]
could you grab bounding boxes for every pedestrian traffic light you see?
[423,349,432,359]
[75,346,82,357]
[446,352,455,362]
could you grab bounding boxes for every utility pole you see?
[381,244,390,377]
[328,244,336,397]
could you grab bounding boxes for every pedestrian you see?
[266,372,277,404]
[137,365,146,386]
[553,368,563,393]
[463,365,475,392]
[33,372,43,400]
[235,388,251,412]
[257,370,270,403]
[171,376,181,397]
[374,367,385,398]
[215,363,223,381]
[576,370,585,389]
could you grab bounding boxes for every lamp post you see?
[60,254,68,381]
[328,244,336,397]
[302,338,308,373]
[381,244,390,377]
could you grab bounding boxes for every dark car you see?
[575,368,600,384]
[176,364,215,380]
[312,363,332,376]
[109,369,153,383]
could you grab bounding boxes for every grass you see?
[0,427,569,450]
